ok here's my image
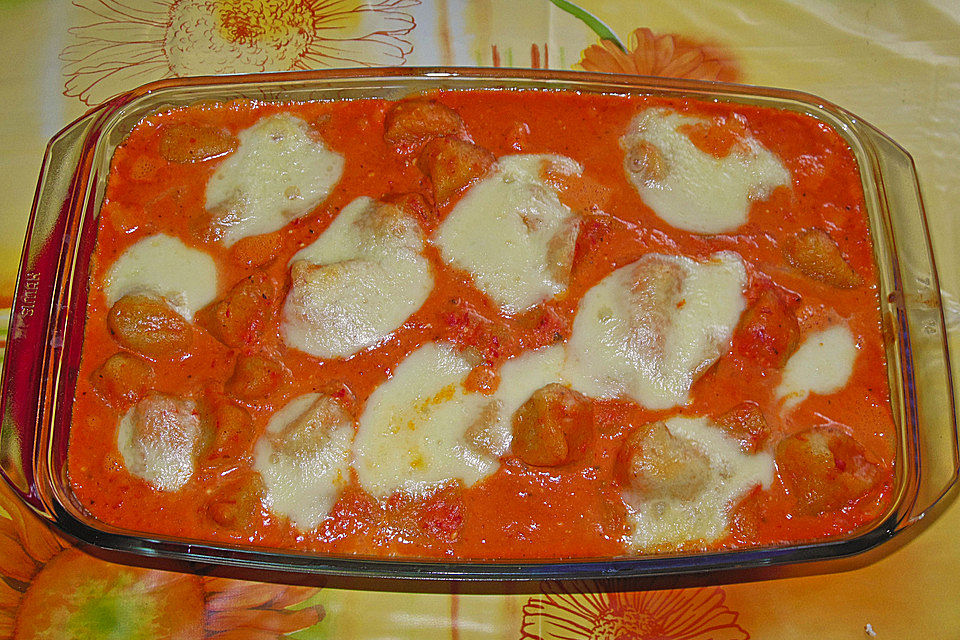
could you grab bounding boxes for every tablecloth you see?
[0,1,958,637]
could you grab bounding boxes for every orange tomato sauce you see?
[68,91,896,560]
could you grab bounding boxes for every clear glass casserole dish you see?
[0,67,956,580]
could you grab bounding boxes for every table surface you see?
[1,1,959,638]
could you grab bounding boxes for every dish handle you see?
[866,125,960,528]
[0,107,107,511]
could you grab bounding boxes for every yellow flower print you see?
[521,581,750,640]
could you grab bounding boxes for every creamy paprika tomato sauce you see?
[68,90,896,560]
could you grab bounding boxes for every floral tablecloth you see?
[1,1,959,637]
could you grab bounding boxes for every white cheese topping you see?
[352,342,575,497]
[483,344,567,458]
[206,113,344,246]
[281,197,433,359]
[117,393,203,492]
[623,415,774,549]
[433,154,582,313]
[353,343,497,498]
[564,252,747,410]
[621,108,790,234]
[777,324,858,411]
[253,393,354,531]
[104,233,217,321]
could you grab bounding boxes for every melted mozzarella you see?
[117,393,203,492]
[253,393,354,531]
[104,233,217,321]
[479,345,567,457]
[281,197,433,359]
[623,415,774,549]
[564,252,747,410]
[433,154,581,313]
[621,108,790,233]
[206,113,344,246]
[777,324,858,411]
[353,343,497,498]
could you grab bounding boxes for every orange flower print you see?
[577,27,742,83]
[203,578,323,639]
[520,581,749,640]
[0,485,321,639]
[62,0,420,105]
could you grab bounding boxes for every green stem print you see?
[546,0,626,51]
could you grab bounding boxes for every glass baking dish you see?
[0,67,956,581]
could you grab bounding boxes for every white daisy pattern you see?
[62,0,419,105]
